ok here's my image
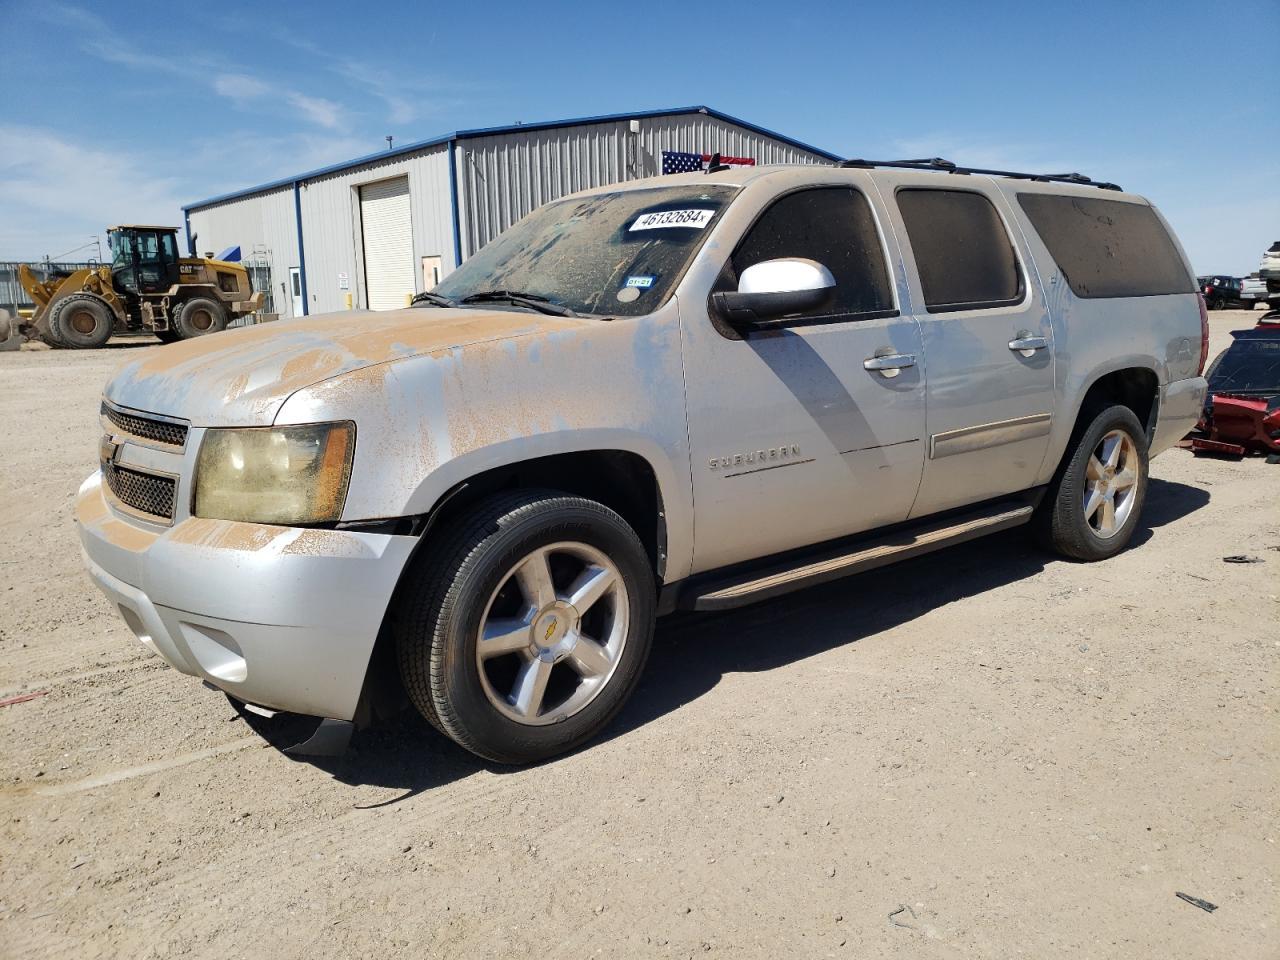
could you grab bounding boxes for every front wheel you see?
[172,297,227,339]
[48,294,114,348]
[394,490,656,765]
[1036,404,1149,561]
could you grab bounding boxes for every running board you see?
[687,501,1035,612]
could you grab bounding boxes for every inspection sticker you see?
[629,209,714,231]
[624,275,655,288]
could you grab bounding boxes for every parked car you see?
[1193,326,1280,456]
[1241,276,1268,307]
[1197,275,1248,309]
[78,163,1209,764]
[1260,241,1280,301]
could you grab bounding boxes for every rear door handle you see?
[863,353,916,378]
[1008,335,1048,357]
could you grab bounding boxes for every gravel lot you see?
[1,308,1276,959]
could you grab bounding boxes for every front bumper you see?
[76,472,417,720]
[1150,376,1209,458]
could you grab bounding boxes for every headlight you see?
[194,422,354,524]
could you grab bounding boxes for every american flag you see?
[661,150,757,174]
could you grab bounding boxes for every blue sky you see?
[1,0,1275,273]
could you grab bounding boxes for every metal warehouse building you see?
[183,105,838,319]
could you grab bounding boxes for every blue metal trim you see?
[182,106,842,212]
[447,138,463,267]
[694,106,842,162]
[293,181,309,316]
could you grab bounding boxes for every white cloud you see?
[287,93,344,130]
[0,125,186,260]
[43,3,350,131]
[214,73,271,101]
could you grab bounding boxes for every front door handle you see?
[1008,334,1048,358]
[863,353,916,378]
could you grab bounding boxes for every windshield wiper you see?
[410,291,456,308]
[459,290,577,317]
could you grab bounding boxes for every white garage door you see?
[360,176,415,310]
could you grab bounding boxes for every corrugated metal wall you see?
[457,112,830,256]
[186,187,299,316]
[185,110,833,318]
[297,143,452,315]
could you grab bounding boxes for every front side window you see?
[722,187,895,321]
[1017,193,1194,299]
[435,185,739,317]
[897,188,1024,313]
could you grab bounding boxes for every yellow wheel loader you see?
[18,225,263,349]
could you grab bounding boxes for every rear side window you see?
[896,189,1024,313]
[727,187,895,321]
[1017,194,1194,298]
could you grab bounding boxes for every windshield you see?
[1208,334,1280,395]
[109,231,131,270]
[435,185,739,316]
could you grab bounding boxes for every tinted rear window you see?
[896,189,1024,313]
[1017,194,1194,299]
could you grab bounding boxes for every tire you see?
[172,297,227,339]
[154,328,181,344]
[394,489,656,765]
[1036,404,1149,561]
[48,294,114,349]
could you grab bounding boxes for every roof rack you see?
[837,156,1122,192]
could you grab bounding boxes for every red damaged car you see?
[1193,322,1280,457]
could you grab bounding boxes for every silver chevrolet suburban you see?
[78,161,1209,763]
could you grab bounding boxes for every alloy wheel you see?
[475,541,628,726]
[1083,429,1139,538]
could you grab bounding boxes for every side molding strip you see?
[929,413,1051,460]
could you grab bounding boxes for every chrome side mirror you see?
[711,258,836,332]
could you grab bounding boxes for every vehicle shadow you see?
[270,477,1209,797]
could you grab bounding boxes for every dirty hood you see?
[105,307,578,426]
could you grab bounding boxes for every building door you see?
[421,255,443,292]
[288,266,302,317]
[360,176,415,310]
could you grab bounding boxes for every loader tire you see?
[48,294,114,349]
[173,297,227,339]
[154,328,180,344]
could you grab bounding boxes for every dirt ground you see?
[1,309,1276,959]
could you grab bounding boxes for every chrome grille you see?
[101,403,188,448]
[102,461,176,521]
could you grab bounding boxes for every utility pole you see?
[386,135,393,151]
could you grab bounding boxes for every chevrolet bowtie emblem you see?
[543,618,558,643]
[99,435,122,464]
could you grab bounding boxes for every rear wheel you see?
[394,490,656,765]
[48,294,114,349]
[172,297,227,339]
[154,328,180,344]
[1037,404,1149,561]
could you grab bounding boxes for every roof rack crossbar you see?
[837,157,1121,191]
